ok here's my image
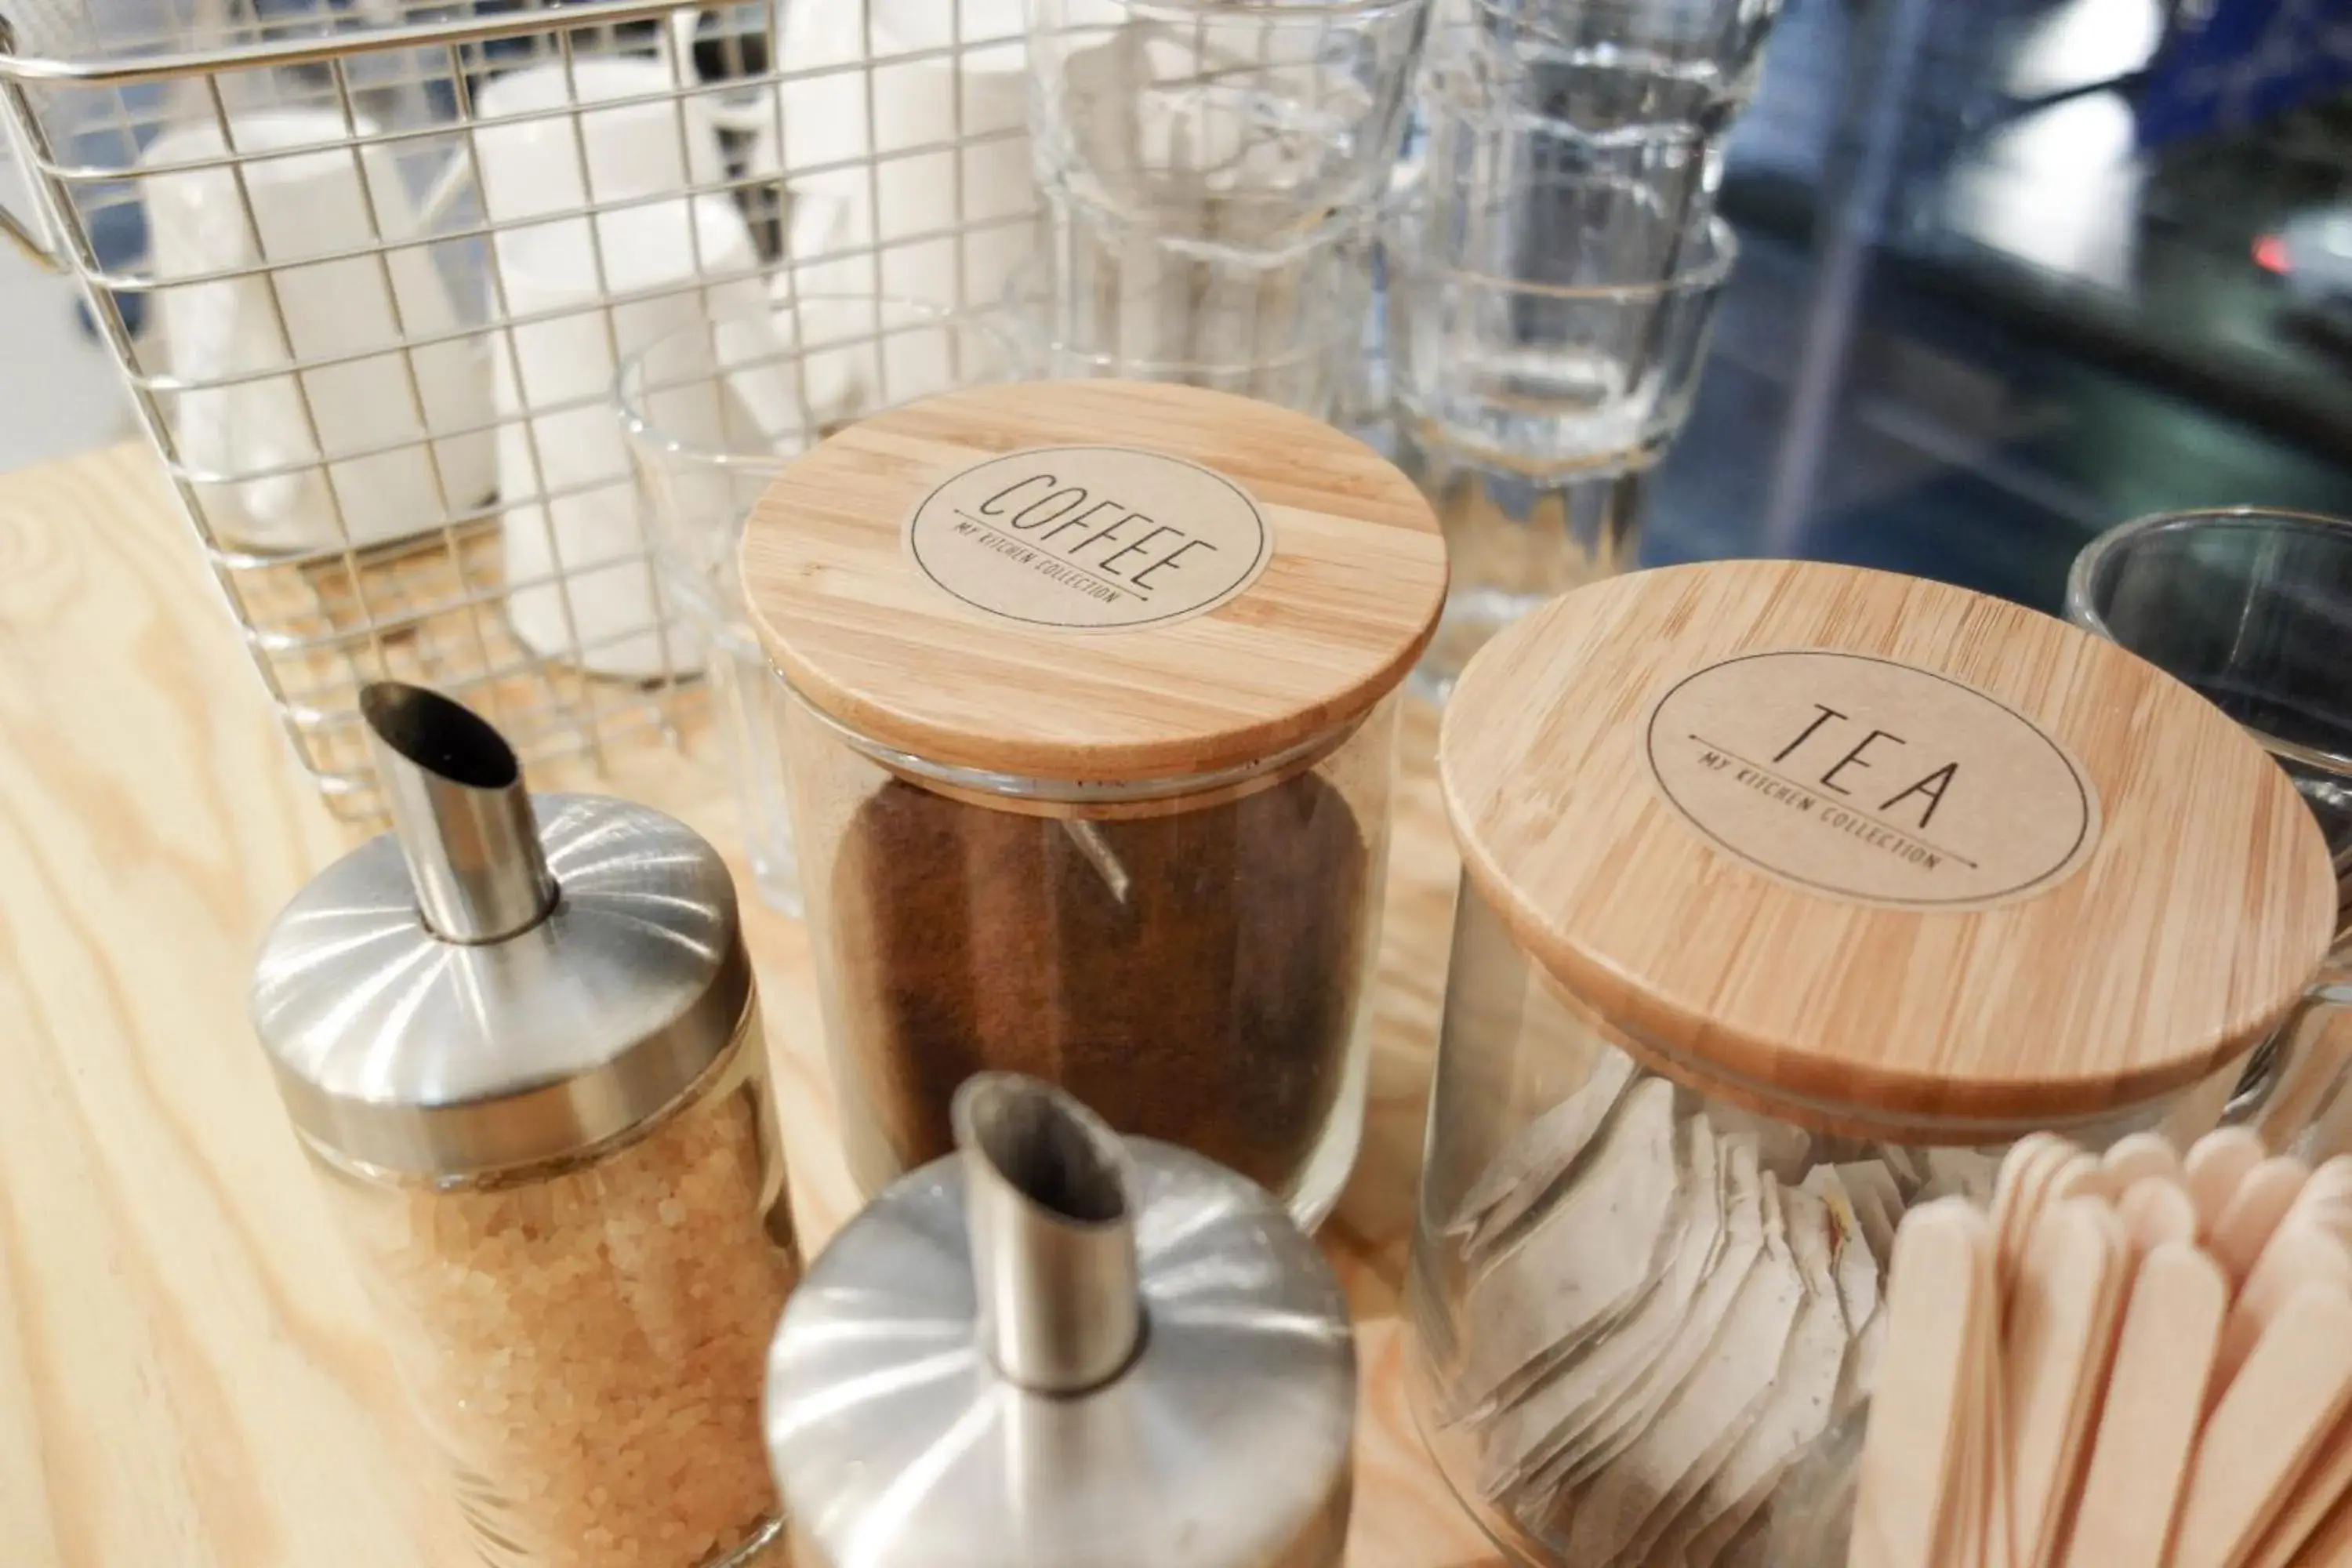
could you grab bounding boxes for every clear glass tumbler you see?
[1025,0,1428,392]
[1388,175,1736,474]
[1025,0,1433,255]
[1467,0,1788,129]
[1004,246,1367,416]
[1417,21,1727,256]
[1387,169,1733,691]
[618,299,1021,913]
[2065,507,2351,939]
[2067,506,2352,1156]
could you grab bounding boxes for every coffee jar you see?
[741,379,1447,1225]
[1408,561,2340,1566]
[250,685,799,1568]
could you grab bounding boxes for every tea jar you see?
[741,379,1447,1225]
[250,684,800,1568]
[1408,561,2339,1566]
[765,1072,1357,1568]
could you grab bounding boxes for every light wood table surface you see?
[0,443,1502,1567]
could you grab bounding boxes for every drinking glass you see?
[1399,448,1646,700]
[1418,18,1726,238]
[618,298,1022,913]
[1025,0,1426,392]
[1468,0,1788,129]
[1025,0,1432,257]
[1005,234,1369,417]
[1390,180,1733,468]
[1388,167,1733,691]
[2068,507,2352,1159]
[2066,508,2352,943]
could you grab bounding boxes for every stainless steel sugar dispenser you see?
[765,1073,1358,1568]
[250,682,798,1568]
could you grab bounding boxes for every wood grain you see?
[741,379,1449,783]
[0,444,1497,1567]
[1440,561,2338,1135]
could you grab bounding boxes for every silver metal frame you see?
[0,0,1032,819]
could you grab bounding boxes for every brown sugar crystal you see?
[826,768,1370,1196]
[328,1075,793,1568]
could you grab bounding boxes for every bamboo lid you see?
[739,381,1447,783]
[1441,561,2338,1135]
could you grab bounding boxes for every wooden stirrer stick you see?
[1848,1200,1994,1568]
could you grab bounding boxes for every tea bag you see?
[1530,1138,1769,1498]
[1479,1117,1726,1497]
[1815,1167,1888,1407]
[1632,1181,1849,1563]
[1657,1178,1853,1566]
[1478,1116,1706,1426]
[1554,1178,1807,1566]
[1838,1160,1904,1265]
[1451,1051,1639,1253]
[1457,1079,1681,1410]
[1879,1145,1926,1190]
[1684,1175,1882,1568]
[1702,1102,1815,1185]
[1922,1147,2000,1204]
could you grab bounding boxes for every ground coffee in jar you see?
[832,769,1367,1191]
[742,381,1447,1224]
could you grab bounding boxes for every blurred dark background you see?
[1644,0,2352,611]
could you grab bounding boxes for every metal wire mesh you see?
[0,0,1036,818]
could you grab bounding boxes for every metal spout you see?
[361,682,555,944]
[953,1074,1143,1395]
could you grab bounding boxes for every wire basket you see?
[0,0,1035,819]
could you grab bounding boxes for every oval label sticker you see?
[1645,650,2101,909]
[904,445,1272,632]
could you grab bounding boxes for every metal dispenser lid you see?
[765,1075,1357,1568]
[249,684,753,1178]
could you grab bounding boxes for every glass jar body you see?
[311,1012,797,1568]
[1407,884,2241,1567]
[782,684,1402,1228]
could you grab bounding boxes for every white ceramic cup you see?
[763,0,1036,316]
[143,110,495,554]
[492,194,785,678]
[420,56,747,232]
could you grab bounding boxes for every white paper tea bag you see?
[1532,1138,1769,1497]
[1652,1179,1850,1565]
[1836,1160,1903,1265]
[1921,1147,1998,1204]
[1458,1079,1681,1410]
[1479,1116,1726,1497]
[1555,1178,1806,1566]
[1700,1102,1814,1185]
[1453,1052,1640,1254]
[1808,1165,1886,1408]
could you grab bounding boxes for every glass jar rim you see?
[1508,927,2238,1148]
[785,673,1372,807]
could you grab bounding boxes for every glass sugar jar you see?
[741,379,1447,1226]
[1410,561,2339,1566]
[250,685,800,1568]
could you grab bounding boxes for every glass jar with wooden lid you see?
[740,379,1448,1225]
[1409,560,2341,1566]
